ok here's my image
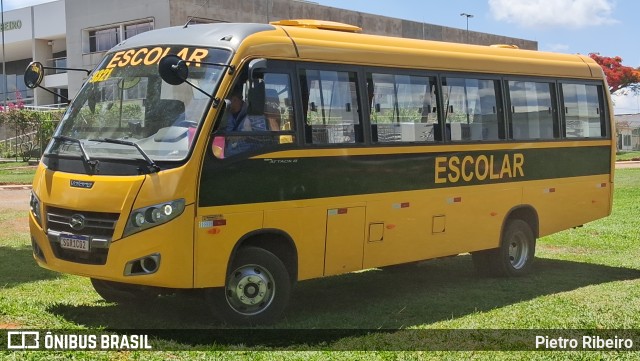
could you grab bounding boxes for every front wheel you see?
[205,247,291,325]
[472,219,536,277]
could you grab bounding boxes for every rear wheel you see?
[90,278,159,303]
[472,219,536,277]
[205,247,291,325]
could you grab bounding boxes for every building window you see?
[89,27,119,52]
[0,74,33,104]
[185,17,221,25]
[86,20,153,54]
[124,21,153,40]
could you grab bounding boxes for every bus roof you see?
[109,22,278,53]
[273,22,600,79]
[110,20,602,80]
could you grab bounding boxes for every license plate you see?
[60,234,90,252]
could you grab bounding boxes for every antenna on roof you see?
[184,0,209,28]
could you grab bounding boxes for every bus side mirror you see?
[24,62,45,89]
[248,58,267,80]
[158,55,189,85]
[24,60,88,104]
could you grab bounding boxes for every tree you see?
[589,53,640,94]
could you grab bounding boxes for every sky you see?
[3,0,640,114]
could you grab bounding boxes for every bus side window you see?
[301,69,363,145]
[442,77,502,142]
[507,80,558,140]
[561,83,606,138]
[263,73,296,134]
[368,72,439,143]
[265,88,282,131]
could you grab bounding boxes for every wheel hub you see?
[226,265,274,314]
[508,232,529,269]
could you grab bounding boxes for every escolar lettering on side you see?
[435,153,525,184]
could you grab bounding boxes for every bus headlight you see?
[30,191,42,227]
[124,199,185,237]
[132,212,146,227]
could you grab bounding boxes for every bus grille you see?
[46,206,120,265]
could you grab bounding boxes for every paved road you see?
[616,161,640,169]
[0,188,30,211]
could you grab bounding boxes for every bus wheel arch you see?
[229,229,298,286]
[503,205,539,239]
[472,205,538,277]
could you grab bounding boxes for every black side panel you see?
[198,145,611,207]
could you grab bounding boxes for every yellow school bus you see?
[26,19,614,325]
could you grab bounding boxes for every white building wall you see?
[0,1,66,62]
[1,7,33,62]
[65,0,172,97]
[33,1,66,39]
[3,8,32,44]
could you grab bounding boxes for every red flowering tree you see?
[589,53,640,94]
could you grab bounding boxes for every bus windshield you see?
[47,46,231,162]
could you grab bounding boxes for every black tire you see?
[205,247,291,325]
[90,278,159,304]
[473,219,536,277]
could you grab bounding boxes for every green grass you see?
[616,150,640,161]
[1,170,640,359]
[0,162,36,184]
[0,162,30,170]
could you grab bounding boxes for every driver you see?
[226,89,250,132]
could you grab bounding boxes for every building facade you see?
[0,0,66,106]
[615,114,640,151]
[1,0,538,107]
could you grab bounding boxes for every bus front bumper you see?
[28,205,195,289]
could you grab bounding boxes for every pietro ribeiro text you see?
[536,335,634,350]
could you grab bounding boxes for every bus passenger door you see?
[324,206,365,276]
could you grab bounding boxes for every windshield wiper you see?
[89,138,161,174]
[53,135,99,172]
